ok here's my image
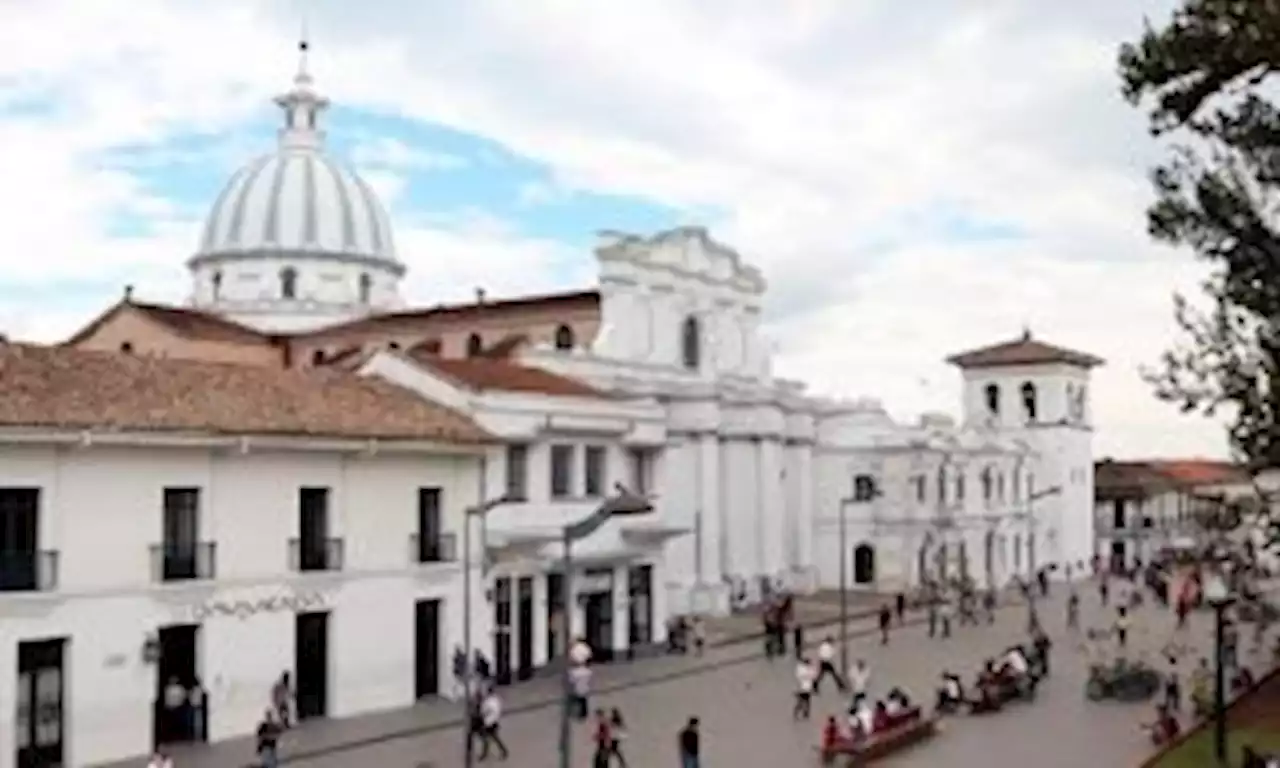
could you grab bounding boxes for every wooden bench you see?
[818,716,939,766]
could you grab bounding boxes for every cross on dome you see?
[274,36,329,151]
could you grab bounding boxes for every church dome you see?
[186,41,405,332]
[194,148,398,269]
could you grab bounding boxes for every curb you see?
[263,599,1029,765]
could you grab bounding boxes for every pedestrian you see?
[848,658,871,700]
[1164,666,1181,713]
[878,604,892,645]
[270,672,293,729]
[793,657,815,720]
[693,617,706,656]
[895,591,906,625]
[792,622,804,661]
[478,688,509,760]
[569,663,592,720]
[1115,606,1130,649]
[146,748,173,768]
[1099,578,1110,607]
[160,676,186,743]
[591,710,612,768]
[255,709,282,768]
[453,645,469,696]
[678,717,701,768]
[608,708,629,767]
[940,599,953,639]
[814,637,846,693]
[188,677,207,742]
[927,596,939,638]
[984,588,997,624]
[1066,590,1079,630]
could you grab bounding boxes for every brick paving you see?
[104,582,1276,767]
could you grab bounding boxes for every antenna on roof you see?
[475,287,487,304]
[124,284,134,302]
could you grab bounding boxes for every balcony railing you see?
[410,532,458,564]
[288,537,344,572]
[0,550,59,592]
[149,542,217,582]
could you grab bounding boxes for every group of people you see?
[934,636,1048,714]
[817,688,922,762]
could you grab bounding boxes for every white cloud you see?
[0,0,1230,458]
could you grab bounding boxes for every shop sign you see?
[188,590,327,622]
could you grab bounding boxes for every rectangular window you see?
[417,487,442,562]
[550,445,575,499]
[584,446,607,497]
[505,444,529,501]
[0,488,41,592]
[162,487,200,580]
[628,449,653,495]
[1112,499,1125,530]
[299,487,331,571]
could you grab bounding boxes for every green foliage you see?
[1120,1,1280,471]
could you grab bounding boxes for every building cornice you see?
[0,428,488,456]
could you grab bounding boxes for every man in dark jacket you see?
[678,717,700,768]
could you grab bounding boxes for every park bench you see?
[817,716,939,766]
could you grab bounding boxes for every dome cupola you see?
[188,39,404,332]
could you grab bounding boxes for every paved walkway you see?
[237,581,1266,768]
[94,591,893,768]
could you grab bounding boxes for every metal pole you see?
[559,529,574,768]
[462,510,474,768]
[1213,605,1227,763]
[839,498,849,674]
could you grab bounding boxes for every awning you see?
[620,522,692,544]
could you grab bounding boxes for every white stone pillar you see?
[797,444,816,573]
[760,438,786,578]
[612,564,629,652]
[696,434,722,585]
[532,573,548,666]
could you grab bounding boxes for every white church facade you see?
[0,42,1103,767]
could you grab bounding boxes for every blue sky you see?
[0,0,1229,458]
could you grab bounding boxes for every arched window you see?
[358,273,372,304]
[466,333,483,357]
[211,271,223,300]
[681,315,701,370]
[554,324,575,351]
[984,383,1000,416]
[279,267,298,300]
[1020,381,1037,422]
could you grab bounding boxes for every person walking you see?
[608,708,629,767]
[878,604,892,645]
[270,672,293,729]
[693,617,706,656]
[895,591,906,625]
[1066,590,1080,630]
[678,717,701,768]
[1163,666,1182,713]
[849,658,871,700]
[927,592,939,638]
[814,637,846,693]
[569,662,593,720]
[1115,606,1130,649]
[793,657,815,720]
[591,710,612,768]
[792,622,805,661]
[255,710,282,768]
[478,688,509,761]
[939,598,953,639]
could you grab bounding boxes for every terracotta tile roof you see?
[946,330,1103,369]
[0,343,490,443]
[64,299,272,346]
[408,351,608,398]
[1145,459,1250,487]
[295,289,600,337]
[1095,460,1176,497]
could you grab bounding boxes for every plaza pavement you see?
[105,582,1276,767]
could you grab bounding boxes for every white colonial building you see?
[16,42,1107,766]
[0,344,490,768]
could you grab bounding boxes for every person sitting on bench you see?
[884,687,921,727]
[936,671,964,711]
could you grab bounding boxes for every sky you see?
[0,0,1226,460]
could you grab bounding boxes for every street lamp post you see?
[1204,572,1235,765]
[461,494,521,768]
[839,475,879,674]
[558,485,654,768]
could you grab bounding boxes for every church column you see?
[797,443,816,572]
[760,438,785,578]
[695,433,722,586]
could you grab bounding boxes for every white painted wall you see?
[0,440,480,768]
